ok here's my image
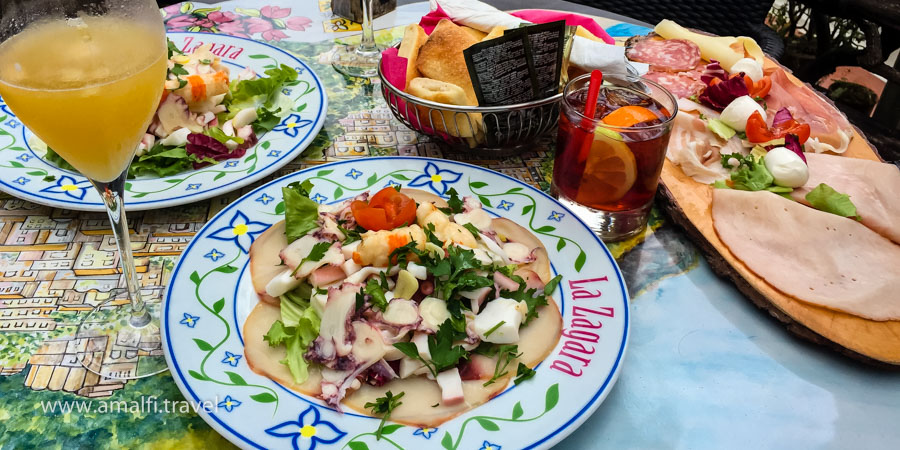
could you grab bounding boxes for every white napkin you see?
[429,0,646,75]
[569,35,649,76]
[430,0,528,31]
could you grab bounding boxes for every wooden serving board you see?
[657,62,900,366]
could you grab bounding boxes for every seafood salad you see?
[245,184,563,427]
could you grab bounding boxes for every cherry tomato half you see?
[746,111,811,144]
[351,187,417,231]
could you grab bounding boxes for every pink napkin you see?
[381,47,407,90]
[511,10,614,44]
[418,5,613,44]
[419,4,449,34]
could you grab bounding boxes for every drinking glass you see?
[332,0,381,78]
[0,0,168,379]
[553,73,677,241]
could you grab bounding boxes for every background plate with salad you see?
[0,32,325,211]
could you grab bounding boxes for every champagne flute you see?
[0,0,168,379]
[332,0,381,78]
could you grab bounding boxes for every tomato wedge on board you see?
[351,187,417,231]
[745,111,811,144]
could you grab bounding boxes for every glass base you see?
[75,297,167,380]
[332,44,381,78]
[556,192,652,242]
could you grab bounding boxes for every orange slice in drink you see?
[601,105,658,127]
[574,128,637,206]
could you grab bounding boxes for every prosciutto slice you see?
[765,69,853,154]
[665,111,745,184]
[712,189,900,321]
[791,153,900,244]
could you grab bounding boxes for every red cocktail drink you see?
[552,74,677,240]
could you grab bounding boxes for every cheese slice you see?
[655,19,764,72]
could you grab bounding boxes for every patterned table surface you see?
[0,2,897,449]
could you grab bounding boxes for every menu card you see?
[520,21,567,98]
[463,28,538,107]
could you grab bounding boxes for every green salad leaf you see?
[706,118,736,141]
[282,180,319,242]
[263,285,321,385]
[805,183,860,220]
[717,153,776,192]
[227,64,298,117]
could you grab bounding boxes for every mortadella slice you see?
[791,153,900,244]
[712,189,900,321]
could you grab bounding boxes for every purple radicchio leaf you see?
[698,74,749,111]
[700,60,727,85]
[186,132,258,169]
[772,107,795,128]
[782,134,806,163]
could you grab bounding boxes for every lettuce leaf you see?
[282,180,319,242]
[263,285,321,385]
[805,183,860,220]
[226,64,298,117]
[129,145,197,178]
[706,118,736,140]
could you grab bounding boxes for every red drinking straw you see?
[575,70,603,162]
[582,70,604,121]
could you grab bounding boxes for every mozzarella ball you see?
[730,58,764,82]
[764,147,809,188]
[720,96,766,132]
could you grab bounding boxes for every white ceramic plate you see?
[0,31,325,212]
[162,157,629,449]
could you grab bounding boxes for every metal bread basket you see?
[377,57,563,156]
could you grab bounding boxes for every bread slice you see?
[398,24,428,90]
[407,77,481,138]
[481,25,506,41]
[462,26,487,41]
[416,19,479,106]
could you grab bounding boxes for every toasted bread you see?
[481,25,506,41]
[398,24,428,89]
[415,19,479,106]
[462,26,487,41]
[407,77,481,138]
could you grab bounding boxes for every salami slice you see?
[626,38,701,72]
[643,69,706,99]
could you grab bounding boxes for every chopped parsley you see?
[290,241,333,276]
[364,391,404,440]
[362,278,389,311]
[483,321,505,338]
[393,320,468,378]
[462,222,481,240]
[483,344,520,387]
[439,188,464,214]
[514,362,536,384]
[500,274,562,325]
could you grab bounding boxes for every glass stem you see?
[91,171,149,328]
[359,0,376,52]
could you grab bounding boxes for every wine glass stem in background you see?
[359,0,377,53]
[91,171,149,328]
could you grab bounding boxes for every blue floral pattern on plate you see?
[408,162,462,195]
[265,405,346,450]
